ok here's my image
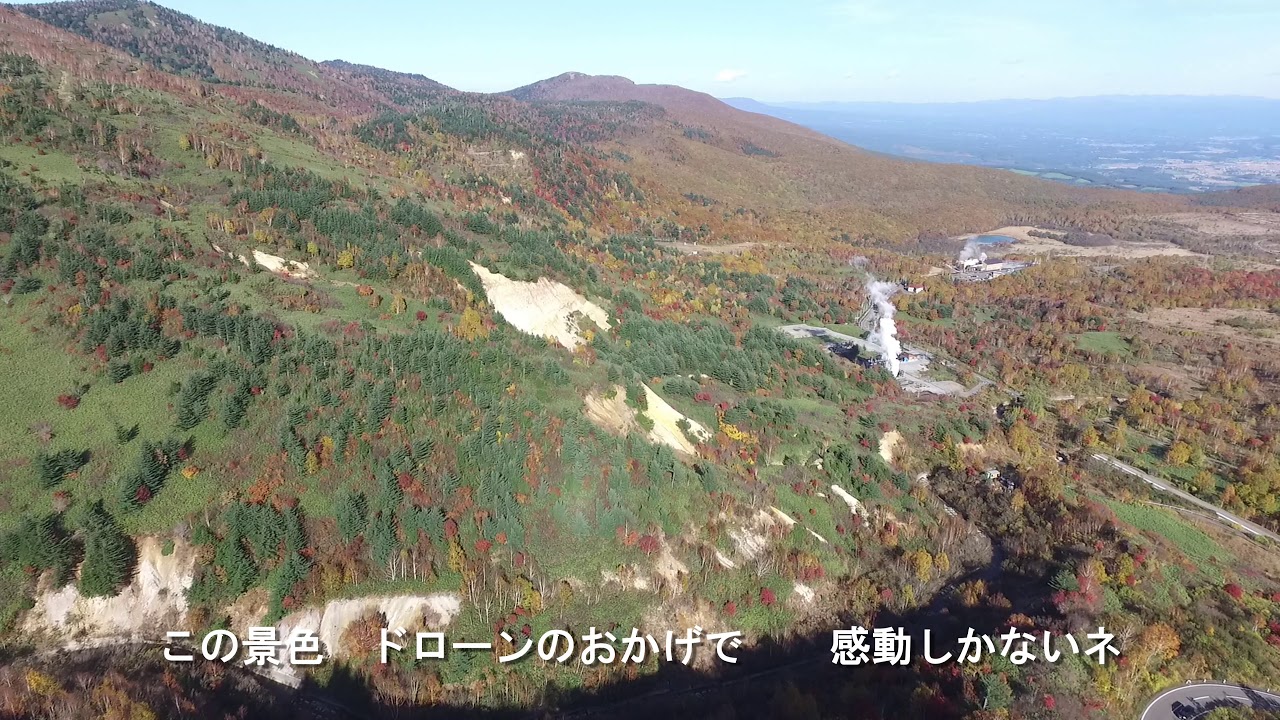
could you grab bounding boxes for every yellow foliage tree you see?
[1107,419,1128,450]
[320,435,336,466]
[1135,622,1181,667]
[25,669,60,696]
[1010,489,1027,514]
[456,306,489,341]
[447,538,466,574]
[912,550,933,582]
[1166,441,1193,466]
[934,551,950,574]
[518,576,543,614]
[1081,426,1101,448]
[958,579,986,607]
[717,409,757,445]
[1007,419,1037,458]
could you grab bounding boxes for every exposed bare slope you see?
[468,262,610,350]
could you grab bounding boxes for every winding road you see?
[1090,454,1280,544]
[1140,682,1280,720]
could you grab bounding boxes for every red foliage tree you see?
[637,534,660,556]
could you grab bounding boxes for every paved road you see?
[1091,454,1280,544]
[1141,682,1280,720]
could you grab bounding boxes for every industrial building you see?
[951,258,1036,283]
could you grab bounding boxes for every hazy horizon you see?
[8,0,1280,103]
[723,93,1280,105]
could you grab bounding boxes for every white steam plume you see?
[865,279,901,377]
[958,241,988,264]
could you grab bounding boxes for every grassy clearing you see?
[971,307,997,325]
[1098,497,1229,579]
[1075,331,1131,356]
[898,312,955,329]
[0,303,217,532]
[0,143,94,186]
[776,395,842,422]
[826,322,868,337]
[772,482,840,544]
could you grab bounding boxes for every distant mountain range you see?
[722,96,1280,192]
[725,95,1280,135]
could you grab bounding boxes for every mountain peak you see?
[502,72,744,124]
[560,71,632,84]
[504,72,640,101]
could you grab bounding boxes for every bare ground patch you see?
[1155,212,1280,238]
[879,430,903,464]
[1133,363,1203,395]
[583,385,638,436]
[582,384,711,455]
[469,262,610,350]
[960,225,1207,260]
[1132,307,1280,347]
[657,241,756,256]
[24,536,195,647]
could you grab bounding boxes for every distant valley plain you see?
[724,96,1280,193]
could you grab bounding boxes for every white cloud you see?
[714,69,748,83]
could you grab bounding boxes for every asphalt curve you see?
[1141,683,1280,720]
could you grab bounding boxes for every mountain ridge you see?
[496,71,1170,238]
[0,2,1230,236]
[8,0,456,114]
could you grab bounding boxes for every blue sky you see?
[31,0,1280,101]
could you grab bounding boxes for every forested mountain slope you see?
[505,73,1180,240]
[15,0,408,100]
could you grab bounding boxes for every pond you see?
[971,234,1016,245]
